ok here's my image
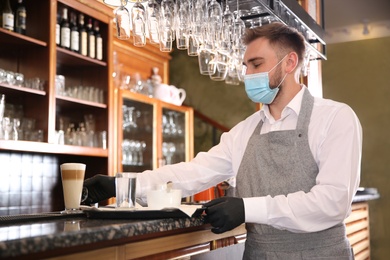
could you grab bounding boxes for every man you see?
[84,23,362,259]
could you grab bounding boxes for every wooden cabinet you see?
[0,0,183,179]
[116,90,194,174]
[0,0,111,161]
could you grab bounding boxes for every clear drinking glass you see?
[132,0,147,47]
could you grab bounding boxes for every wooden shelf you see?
[57,47,107,67]
[0,83,46,96]
[56,95,107,109]
[0,28,47,47]
[0,140,108,157]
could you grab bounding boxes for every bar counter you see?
[0,192,379,260]
[0,211,247,260]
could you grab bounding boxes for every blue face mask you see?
[244,55,287,104]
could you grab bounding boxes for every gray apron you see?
[234,88,354,260]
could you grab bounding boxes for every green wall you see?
[322,37,390,259]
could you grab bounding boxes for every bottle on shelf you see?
[70,12,79,52]
[60,7,70,49]
[56,11,60,45]
[2,0,14,31]
[78,13,88,56]
[14,0,26,35]
[87,18,96,59]
[94,20,103,61]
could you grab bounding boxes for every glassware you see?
[175,0,190,50]
[115,2,131,40]
[146,0,160,44]
[159,0,175,52]
[209,51,229,81]
[221,0,234,52]
[0,69,7,83]
[132,0,147,47]
[187,33,199,56]
[225,62,240,85]
[12,118,21,140]
[123,106,138,132]
[2,117,12,140]
[162,142,176,165]
[207,0,223,50]
[198,43,215,75]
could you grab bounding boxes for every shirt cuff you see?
[243,197,268,224]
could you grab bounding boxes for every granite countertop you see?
[0,212,205,259]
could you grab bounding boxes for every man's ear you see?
[286,52,299,74]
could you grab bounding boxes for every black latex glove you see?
[204,197,245,234]
[82,174,115,205]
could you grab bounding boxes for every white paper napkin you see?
[81,204,203,217]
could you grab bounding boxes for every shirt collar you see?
[259,85,306,122]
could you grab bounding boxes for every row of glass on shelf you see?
[0,94,43,142]
[55,75,105,104]
[0,68,45,91]
[122,139,147,166]
[123,105,184,137]
[121,140,180,167]
[122,104,152,133]
[55,114,107,148]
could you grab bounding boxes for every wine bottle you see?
[2,0,14,31]
[78,13,88,56]
[94,20,103,61]
[70,12,79,52]
[60,7,70,49]
[14,0,26,34]
[87,18,95,59]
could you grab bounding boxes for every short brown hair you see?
[243,22,306,66]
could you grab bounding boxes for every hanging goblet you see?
[115,1,131,40]
[131,0,147,47]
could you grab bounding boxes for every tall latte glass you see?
[60,163,86,214]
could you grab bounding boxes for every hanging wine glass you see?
[209,51,228,81]
[191,0,206,47]
[175,0,190,50]
[198,43,215,75]
[206,0,223,50]
[146,0,160,44]
[159,0,175,52]
[115,1,131,39]
[225,61,240,85]
[131,0,147,47]
[221,0,234,52]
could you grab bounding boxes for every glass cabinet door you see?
[161,105,193,166]
[120,93,155,172]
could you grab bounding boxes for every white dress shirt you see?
[137,86,362,233]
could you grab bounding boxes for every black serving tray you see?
[83,206,206,220]
[0,212,86,226]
